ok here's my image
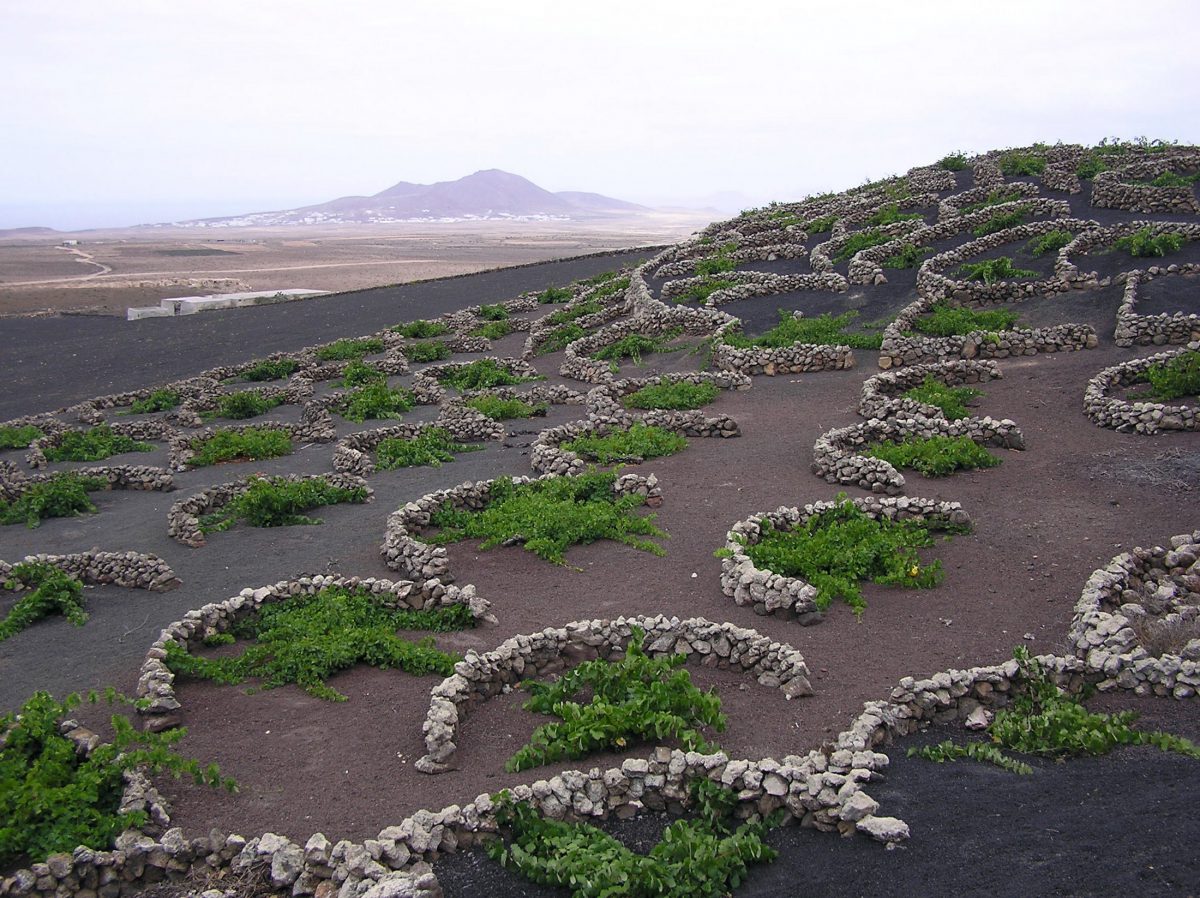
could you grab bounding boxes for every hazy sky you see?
[3,0,1199,229]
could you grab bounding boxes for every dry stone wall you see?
[0,551,178,592]
[858,360,1002,420]
[1113,269,1200,347]
[1083,342,1200,433]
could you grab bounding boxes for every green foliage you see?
[0,425,43,451]
[198,475,368,533]
[909,301,1021,337]
[586,275,630,299]
[801,213,838,234]
[537,323,586,355]
[972,205,1030,238]
[473,320,513,340]
[671,277,735,305]
[43,426,153,463]
[960,189,1022,214]
[375,428,481,470]
[1074,154,1107,180]
[563,424,688,466]
[833,229,889,263]
[722,309,882,350]
[694,244,737,277]
[900,375,983,420]
[207,390,284,421]
[593,329,685,367]
[537,285,573,304]
[404,340,452,363]
[939,152,969,172]
[1134,350,1200,401]
[623,381,720,411]
[956,257,1039,284]
[1112,228,1187,258]
[910,647,1200,774]
[867,203,922,227]
[392,319,449,338]
[735,497,966,616]
[1145,171,1200,188]
[488,778,777,898]
[999,151,1045,176]
[506,627,725,772]
[163,587,466,701]
[0,690,234,869]
[337,383,415,422]
[464,396,547,420]
[188,427,292,467]
[315,337,384,362]
[437,359,536,391]
[429,471,667,565]
[341,361,387,387]
[548,299,600,326]
[1027,229,1073,258]
[865,435,1001,477]
[477,304,510,321]
[0,473,107,528]
[0,564,86,641]
[239,359,299,382]
[127,389,181,414]
[882,243,933,269]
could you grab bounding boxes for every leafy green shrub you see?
[207,391,284,421]
[0,690,234,869]
[722,310,882,350]
[1075,155,1107,180]
[437,359,536,391]
[960,189,1022,214]
[198,475,368,532]
[956,257,1038,284]
[911,647,1200,774]
[315,337,384,362]
[623,381,720,410]
[0,563,86,641]
[392,319,449,338]
[563,424,688,465]
[488,779,778,898]
[43,426,153,463]
[801,213,838,234]
[882,243,932,269]
[548,299,600,326]
[671,277,735,305]
[939,152,969,172]
[239,359,299,382]
[999,151,1045,176]
[506,627,724,772]
[536,323,586,355]
[593,329,685,367]
[537,285,573,303]
[341,361,386,387]
[972,206,1030,238]
[1112,228,1187,258]
[1145,171,1200,188]
[464,396,547,420]
[694,244,737,277]
[337,383,415,422]
[730,497,966,616]
[473,320,513,340]
[477,303,509,321]
[833,229,889,263]
[1133,350,1200,401]
[1027,229,1073,258]
[404,340,451,363]
[375,428,481,469]
[164,587,465,701]
[901,375,983,420]
[909,301,1020,337]
[188,427,292,467]
[865,434,1001,477]
[429,471,667,565]
[127,389,181,414]
[586,275,630,299]
[0,425,43,450]
[0,473,107,528]
[867,203,922,227]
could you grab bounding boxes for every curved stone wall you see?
[858,360,1002,420]
[0,551,178,592]
[1083,341,1200,433]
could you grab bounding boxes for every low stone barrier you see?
[0,551,178,592]
[0,464,175,503]
[1091,153,1200,214]
[858,360,1002,420]
[26,421,177,469]
[711,340,856,376]
[1113,269,1200,347]
[166,411,336,471]
[1082,341,1200,433]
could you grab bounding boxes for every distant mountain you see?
[0,226,60,238]
[170,170,649,228]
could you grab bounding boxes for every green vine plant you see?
[202,390,284,421]
[865,434,1001,477]
[1127,350,1200,402]
[164,587,468,702]
[900,376,983,421]
[0,689,235,870]
[393,319,450,338]
[0,425,45,450]
[0,473,108,528]
[187,427,292,467]
[956,257,1038,284]
[126,389,181,414]
[437,359,538,391]
[43,426,154,463]
[315,337,384,362]
[429,471,667,566]
[593,329,686,370]
[562,424,688,466]
[722,309,882,350]
[0,563,87,641]
[906,302,1020,338]
[506,627,725,772]
[910,647,1200,774]
[1111,228,1187,258]
[237,359,299,382]
[375,429,482,469]
[487,778,779,898]
[336,383,415,422]
[198,475,368,533]
[404,341,452,363]
[623,381,719,411]
[464,396,548,420]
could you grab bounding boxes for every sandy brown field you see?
[0,214,712,317]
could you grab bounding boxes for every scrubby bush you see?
[404,340,452,363]
[477,304,509,321]
[867,203,922,227]
[43,426,153,462]
[315,337,384,361]
[593,329,685,367]
[939,152,969,172]
[562,423,688,465]
[671,277,735,305]
[1112,228,1187,258]
[972,206,1030,238]
[999,151,1045,176]
[341,361,386,387]
[437,359,536,391]
[392,319,449,338]
[908,302,1020,337]
[901,376,983,420]
[882,243,932,269]
[0,563,86,641]
[239,359,299,382]
[1027,229,1073,258]
[188,427,292,467]
[0,425,43,450]
[473,320,512,340]
[375,428,481,469]
[207,391,283,421]
[865,434,1001,477]
[537,285,573,303]
[127,389,181,414]
[1133,350,1200,401]
[960,189,1023,214]
[956,257,1038,284]
[198,475,368,532]
[722,310,882,350]
[464,396,547,419]
[0,473,107,528]
[623,381,720,410]
[833,229,889,263]
[536,323,586,355]
[337,383,414,422]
